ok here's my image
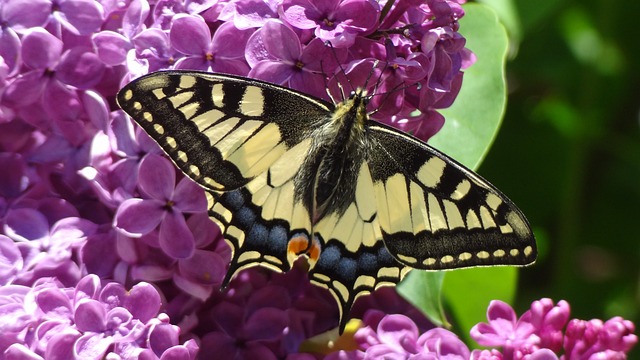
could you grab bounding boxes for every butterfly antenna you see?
[368,80,421,117]
[320,58,337,104]
[325,41,355,100]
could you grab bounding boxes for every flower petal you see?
[138,154,176,200]
[114,198,164,236]
[159,211,195,259]
[170,14,211,56]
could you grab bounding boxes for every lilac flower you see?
[472,299,638,360]
[219,0,281,29]
[329,310,470,359]
[1,274,197,359]
[471,300,539,351]
[44,0,105,36]
[247,20,346,98]
[3,208,97,286]
[281,0,379,47]
[564,317,637,360]
[114,153,207,259]
[2,27,105,125]
[170,14,253,74]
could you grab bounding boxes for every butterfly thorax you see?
[305,92,370,223]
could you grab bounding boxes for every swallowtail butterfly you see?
[117,71,537,330]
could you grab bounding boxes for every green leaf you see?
[442,267,518,344]
[397,271,449,327]
[430,3,509,170]
[399,4,514,333]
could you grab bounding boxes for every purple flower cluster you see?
[0,0,635,359]
[331,299,637,360]
[470,299,637,360]
[0,274,197,359]
[0,0,475,357]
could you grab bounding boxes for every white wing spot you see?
[240,86,264,116]
[153,123,164,135]
[524,246,533,256]
[192,109,226,131]
[132,101,142,110]
[443,200,464,229]
[500,224,514,234]
[385,174,412,233]
[440,255,454,264]
[459,252,472,261]
[142,112,153,122]
[123,89,133,100]
[211,83,224,107]
[450,180,471,200]
[510,248,520,257]
[427,193,447,231]
[237,250,261,263]
[203,117,240,146]
[377,267,400,279]
[479,206,496,229]
[477,251,490,259]
[355,163,377,221]
[423,258,437,266]
[204,176,222,189]
[180,101,200,120]
[417,156,446,188]
[226,225,246,247]
[486,193,503,211]
[176,150,188,162]
[179,75,196,89]
[165,136,177,149]
[409,181,430,233]
[332,281,349,303]
[466,210,481,229]
[152,88,165,99]
[354,275,376,290]
[396,254,417,265]
[493,249,505,257]
[189,164,201,177]
[168,92,192,108]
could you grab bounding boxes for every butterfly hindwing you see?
[366,122,536,269]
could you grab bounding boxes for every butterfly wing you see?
[117,71,333,280]
[366,122,537,269]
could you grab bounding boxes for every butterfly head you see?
[331,88,371,131]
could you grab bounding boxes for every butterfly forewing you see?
[366,122,536,269]
[117,71,331,192]
[117,70,537,333]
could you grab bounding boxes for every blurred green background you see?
[476,0,640,337]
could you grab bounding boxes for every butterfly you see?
[117,70,537,331]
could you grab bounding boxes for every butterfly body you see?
[117,71,536,330]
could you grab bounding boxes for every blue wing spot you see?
[357,252,377,273]
[317,245,340,268]
[377,245,395,263]
[235,207,256,228]
[268,225,288,250]
[337,257,357,282]
[248,222,268,247]
[222,190,245,210]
